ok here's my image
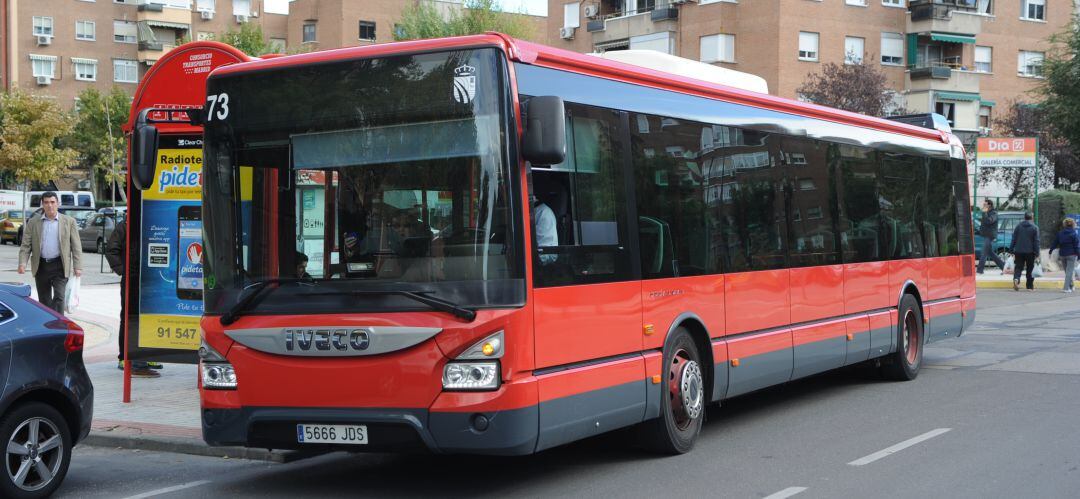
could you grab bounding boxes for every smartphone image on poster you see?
[177,206,203,300]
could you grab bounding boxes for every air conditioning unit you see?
[584,4,599,17]
[200,10,214,20]
[235,14,249,23]
[36,35,51,46]
[560,27,575,40]
[250,9,258,17]
[978,127,992,135]
[35,75,51,86]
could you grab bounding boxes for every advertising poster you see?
[138,135,204,350]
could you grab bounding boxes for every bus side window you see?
[532,104,632,288]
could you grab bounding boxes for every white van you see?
[27,191,95,209]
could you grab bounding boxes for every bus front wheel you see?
[881,294,923,381]
[640,327,705,454]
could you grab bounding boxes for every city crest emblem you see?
[453,64,477,104]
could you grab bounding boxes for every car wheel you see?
[0,402,72,499]
[881,294,923,381]
[639,327,705,454]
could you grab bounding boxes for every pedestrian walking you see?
[977,200,1006,274]
[104,217,160,378]
[1049,218,1080,293]
[16,192,82,313]
[1010,212,1040,291]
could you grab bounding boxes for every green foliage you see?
[0,90,78,185]
[796,59,903,117]
[219,22,273,56]
[68,87,131,195]
[1036,16,1080,189]
[394,0,535,41]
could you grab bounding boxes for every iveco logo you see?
[284,329,370,352]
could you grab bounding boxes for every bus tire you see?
[881,294,923,381]
[640,327,705,455]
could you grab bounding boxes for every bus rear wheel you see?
[881,294,923,381]
[640,327,704,454]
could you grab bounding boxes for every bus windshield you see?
[202,48,523,316]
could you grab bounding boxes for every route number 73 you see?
[206,93,230,121]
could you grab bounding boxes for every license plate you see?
[296,424,368,444]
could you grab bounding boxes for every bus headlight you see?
[442,362,500,390]
[199,339,237,390]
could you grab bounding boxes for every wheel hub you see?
[680,361,704,420]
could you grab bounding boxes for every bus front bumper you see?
[201,405,539,456]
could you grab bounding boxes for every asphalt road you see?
[50,289,1080,498]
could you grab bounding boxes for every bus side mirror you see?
[131,124,159,191]
[522,96,566,166]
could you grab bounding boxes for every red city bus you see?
[130,34,976,455]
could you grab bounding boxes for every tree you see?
[217,22,273,56]
[0,90,78,193]
[1036,15,1080,190]
[67,87,131,202]
[394,0,535,41]
[796,59,903,117]
[979,101,1073,205]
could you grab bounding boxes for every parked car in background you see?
[974,210,1025,262]
[0,282,93,498]
[18,207,97,247]
[79,212,124,254]
[96,206,126,216]
[0,210,27,245]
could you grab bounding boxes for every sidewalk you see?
[976,268,1069,290]
[0,245,291,462]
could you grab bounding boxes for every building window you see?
[1021,0,1045,20]
[197,31,214,41]
[32,16,54,36]
[1018,50,1044,77]
[303,23,316,43]
[700,33,735,63]
[882,0,904,7]
[563,2,580,29]
[798,178,817,190]
[114,59,138,83]
[269,37,286,52]
[30,55,57,78]
[73,58,98,81]
[114,20,136,43]
[979,105,992,129]
[845,0,867,5]
[935,101,955,126]
[196,0,215,11]
[358,20,376,41]
[232,0,250,15]
[75,20,95,41]
[798,32,819,61]
[844,36,864,64]
[974,46,992,73]
[881,32,903,65]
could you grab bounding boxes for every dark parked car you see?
[973,210,1024,263]
[0,283,93,498]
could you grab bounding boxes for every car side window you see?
[0,302,14,324]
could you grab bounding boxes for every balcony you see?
[137,43,176,64]
[907,65,980,94]
[135,2,192,26]
[587,8,678,47]
[907,0,983,36]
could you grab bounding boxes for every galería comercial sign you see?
[976,137,1038,168]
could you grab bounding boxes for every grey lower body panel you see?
[929,312,965,343]
[793,336,846,379]
[535,380,646,452]
[727,348,793,398]
[844,330,872,366]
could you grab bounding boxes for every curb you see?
[976,280,1066,290]
[81,431,306,463]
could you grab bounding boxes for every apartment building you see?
[1,0,546,109]
[550,0,1070,145]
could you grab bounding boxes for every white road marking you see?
[848,428,952,466]
[121,480,212,499]
[763,487,808,499]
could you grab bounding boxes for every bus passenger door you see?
[531,105,645,451]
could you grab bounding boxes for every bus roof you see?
[210,33,947,145]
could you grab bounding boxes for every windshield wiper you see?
[220,278,309,326]
[302,289,477,322]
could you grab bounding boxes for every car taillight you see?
[45,319,84,352]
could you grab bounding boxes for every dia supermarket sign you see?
[976,137,1038,168]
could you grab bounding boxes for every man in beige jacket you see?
[18,192,83,313]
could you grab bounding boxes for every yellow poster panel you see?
[138,314,202,350]
[142,149,203,201]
